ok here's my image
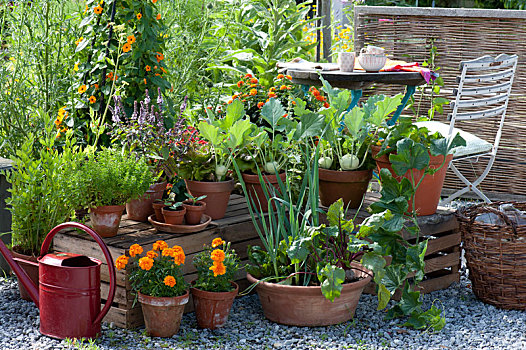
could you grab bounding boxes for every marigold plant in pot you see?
[75,148,156,237]
[115,240,189,337]
[191,237,240,329]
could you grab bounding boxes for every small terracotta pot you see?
[185,179,234,220]
[152,200,165,223]
[318,168,372,208]
[247,262,372,326]
[162,206,186,225]
[126,182,167,222]
[371,145,452,216]
[241,172,286,212]
[183,200,207,225]
[10,250,39,302]
[89,205,125,237]
[138,290,189,337]
[191,281,238,329]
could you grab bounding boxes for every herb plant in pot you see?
[115,241,188,337]
[162,202,186,225]
[178,99,254,220]
[76,148,156,237]
[310,77,403,209]
[182,193,207,225]
[191,237,240,329]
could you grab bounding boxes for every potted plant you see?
[161,202,186,225]
[5,122,82,300]
[75,148,156,237]
[153,178,187,222]
[191,237,240,329]
[114,241,188,337]
[177,99,253,220]
[372,116,466,215]
[109,89,188,222]
[182,193,207,225]
[308,77,403,209]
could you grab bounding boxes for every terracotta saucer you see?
[148,214,212,234]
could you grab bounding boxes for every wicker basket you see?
[457,202,526,310]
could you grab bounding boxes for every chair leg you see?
[441,157,494,204]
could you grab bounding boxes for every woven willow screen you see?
[354,6,526,199]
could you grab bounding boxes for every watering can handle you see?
[40,222,117,326]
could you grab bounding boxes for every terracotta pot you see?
[241,172,286,212]
[183,200,207,225]
[162,206,186,225]
[126,181,167,222]
[10,250,39,302]
[185,179,234,220]
[138,290,189,337]
[89,205,125,237]
[371,145,452,216]
[318,168,372,208]
[152,200,165,223]
[190,281,238,329]
[247,263,372,326]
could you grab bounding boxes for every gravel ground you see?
[1,273,525,350]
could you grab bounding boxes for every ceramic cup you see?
[360,45,385,55]
[338,52,355,72]
[357,53,387,72]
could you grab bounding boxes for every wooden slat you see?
[424,251,460,274]
[426,231,461,255]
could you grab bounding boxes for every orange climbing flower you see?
[122,43,131,53]
[257,101,265,109]
[94,84,99,90]
[94,5,103,14]
[146,250,158,259]
[156,52,164,62]
[152,0,158,3]
[237,80,244,88]
[268,92,277,98]
[75,37,83,46]
[127,35,136,44]
[156,13,161,20]
[211,249,225,262]
[78,85,87,94]
[89,95,96,104]
[286,75,292,80]
[211,238,225,248]
[315,95,325,102]
[129,244,143,257]
[153,240,168,251]
[249,89,257,96]
[115,255,129,270]
[209,261,226,277]
[137,13,142,20]
[250,78,258,84]
[106,72,114,80]
[138,257,154,271]
[164,275,176,287]
[277,74,284,79]
[244,73,252,78]
[145,65,151,72]
[323,102,330,108]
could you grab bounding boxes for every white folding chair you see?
[417,53,518,204]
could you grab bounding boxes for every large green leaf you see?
[361,252,386,285]
[344,108,365,139]
[370,94,403,126]
[228,119,253,148]
[261,98,286,130]
[222,99,245,130]
[197,122,222,145]
[381,264,408,294]
[293,113,325,140]
[319,264,345,302]
[405,240,428,282]
[398,283,422,315]
[429,131,466,157]
[389,139,430,175]
[327,198,344,227]
[286,237,310,264]
[377,284,391,310]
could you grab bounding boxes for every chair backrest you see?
[449,54,518,150]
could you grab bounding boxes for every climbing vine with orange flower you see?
[115,240,187,297]
[192,238,239,292]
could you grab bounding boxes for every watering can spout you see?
[0,240,39,307]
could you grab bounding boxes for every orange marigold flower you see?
[129,244,143,257]
[78,85,87,94]
[127,35,136,44]
[324,102,330,108]
[237,80,244,88]
[277,74,284,79]
[162,247,175,257]
[89,95,96,104]
[145,65,151,72]
[211,238,225,248]
[173,251,185,265]
[286,75,292,80]
[94,5,103,14]
[211,249,225,262]
[146,250,158,259]
[137,13,142,20]
[269,87,276,92]
[315,95,325,102]
[244,73,252,78]
[156,52,164,62]
[312,89,320,97]
[279,85,288,91]
[227,100,233,104]
[209,261,226,277]
[156,13,161,20]
[164,275,176,287]
[250,78,258,84]
[153,240,168,251]
[249,89,257,96]
[115,255,129,270]
[152,0,158,3]
[138,257,154,271]
[122,43,131,53]
[257,101,265,109]
[268,92,277,98]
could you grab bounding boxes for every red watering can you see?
[0,222,116,339]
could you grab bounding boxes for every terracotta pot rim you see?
[138,290,190,306]
[162,206,186,214]
[190,281,239,300]
[185,178,235,192]
[318,168,373,182]
[241,172,287,182]
[182,200,207,208]
[90,204,126,213]
[247,263,372,294]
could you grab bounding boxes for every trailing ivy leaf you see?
[358,210,388,238]
[398,283,422,315]
[403,304,446,331]
[390,139,429,175]
[381,264,408,294]
[405,240,428,282]
[319,264,345,302]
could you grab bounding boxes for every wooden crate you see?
[53,194,261,329]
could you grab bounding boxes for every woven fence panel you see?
[354,7,526,198]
